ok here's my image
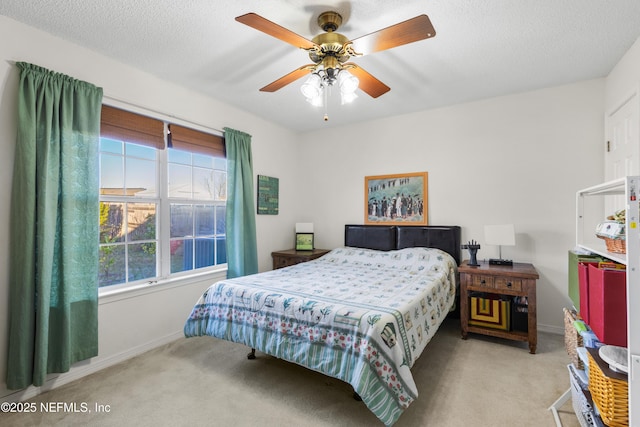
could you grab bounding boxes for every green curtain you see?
[223,127,258,279]
[7,63,103,389]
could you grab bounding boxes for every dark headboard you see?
[345,225,462,265]
[396,226,461,265]
[344,225,397,251]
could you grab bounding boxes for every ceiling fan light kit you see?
[301,69,359,107]
[235,10,436,120]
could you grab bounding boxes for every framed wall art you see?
[295,232,314,251]
[364,171,428,225]
[257,175,279,215]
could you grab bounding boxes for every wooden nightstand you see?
[459,260,539,353]
[271,249,331,270]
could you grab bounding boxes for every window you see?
[98,106,226,289]
[167,150,227,273]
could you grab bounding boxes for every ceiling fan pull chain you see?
[323,85,329,121]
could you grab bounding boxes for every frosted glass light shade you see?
[338,71,359,94]
[301,74,322,99]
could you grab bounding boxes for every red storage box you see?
[587,264,627,347]
[578,261,600,324]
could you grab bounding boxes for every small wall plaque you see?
[257,175,279,215]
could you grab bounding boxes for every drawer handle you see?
[480,279,486,284]
[506,281,512,288]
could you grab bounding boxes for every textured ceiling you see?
[2,1,640,132]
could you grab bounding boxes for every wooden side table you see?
[459,260,539,353]
[271,249,331,270]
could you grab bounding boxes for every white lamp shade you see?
[484,224,515,246]
[338,70,359,94]
[301,74,322,99]
[295,223,314,233]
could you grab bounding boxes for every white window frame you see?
[99,121,227,296]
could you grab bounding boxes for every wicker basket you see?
[597,236,626,254]
[564,308,585,369]
[587,348,628,427]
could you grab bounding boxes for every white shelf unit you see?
[576,176,640,426]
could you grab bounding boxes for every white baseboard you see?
[1,330,184,402]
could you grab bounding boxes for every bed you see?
[184,225,461,426]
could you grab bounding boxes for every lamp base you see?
[489,258,513,266]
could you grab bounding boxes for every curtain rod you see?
[102,94,224,136]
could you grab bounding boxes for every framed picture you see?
[257,175,279,215]
[295,233,314,251]
[364,171,428,225]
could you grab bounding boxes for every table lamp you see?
[484,224,515,266]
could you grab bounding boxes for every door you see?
[605,93,639,180]
[605,93,639,212]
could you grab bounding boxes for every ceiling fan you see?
[235,11,436,100]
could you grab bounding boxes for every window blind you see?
[100,105,165,149]
[168,124,225,158]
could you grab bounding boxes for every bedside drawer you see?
[273,255,310,269]
[273,256,293,269]
[271,249,331,270]
[472,275,495,288]
[494,277,522,291]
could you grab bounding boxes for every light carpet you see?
[2,318,580,426]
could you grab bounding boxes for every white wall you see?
[606,37,640,112]
[297,79,605,333]
[0,16,299,400]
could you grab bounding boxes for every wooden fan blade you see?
[260,65,314,92]
[236,13,317,50]
[345,64,390,98]
[350,15,435,55]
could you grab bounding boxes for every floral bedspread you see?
[184,247,457,426]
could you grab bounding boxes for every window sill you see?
[98,267,227,305]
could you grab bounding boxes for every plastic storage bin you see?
[568,363,605,427]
